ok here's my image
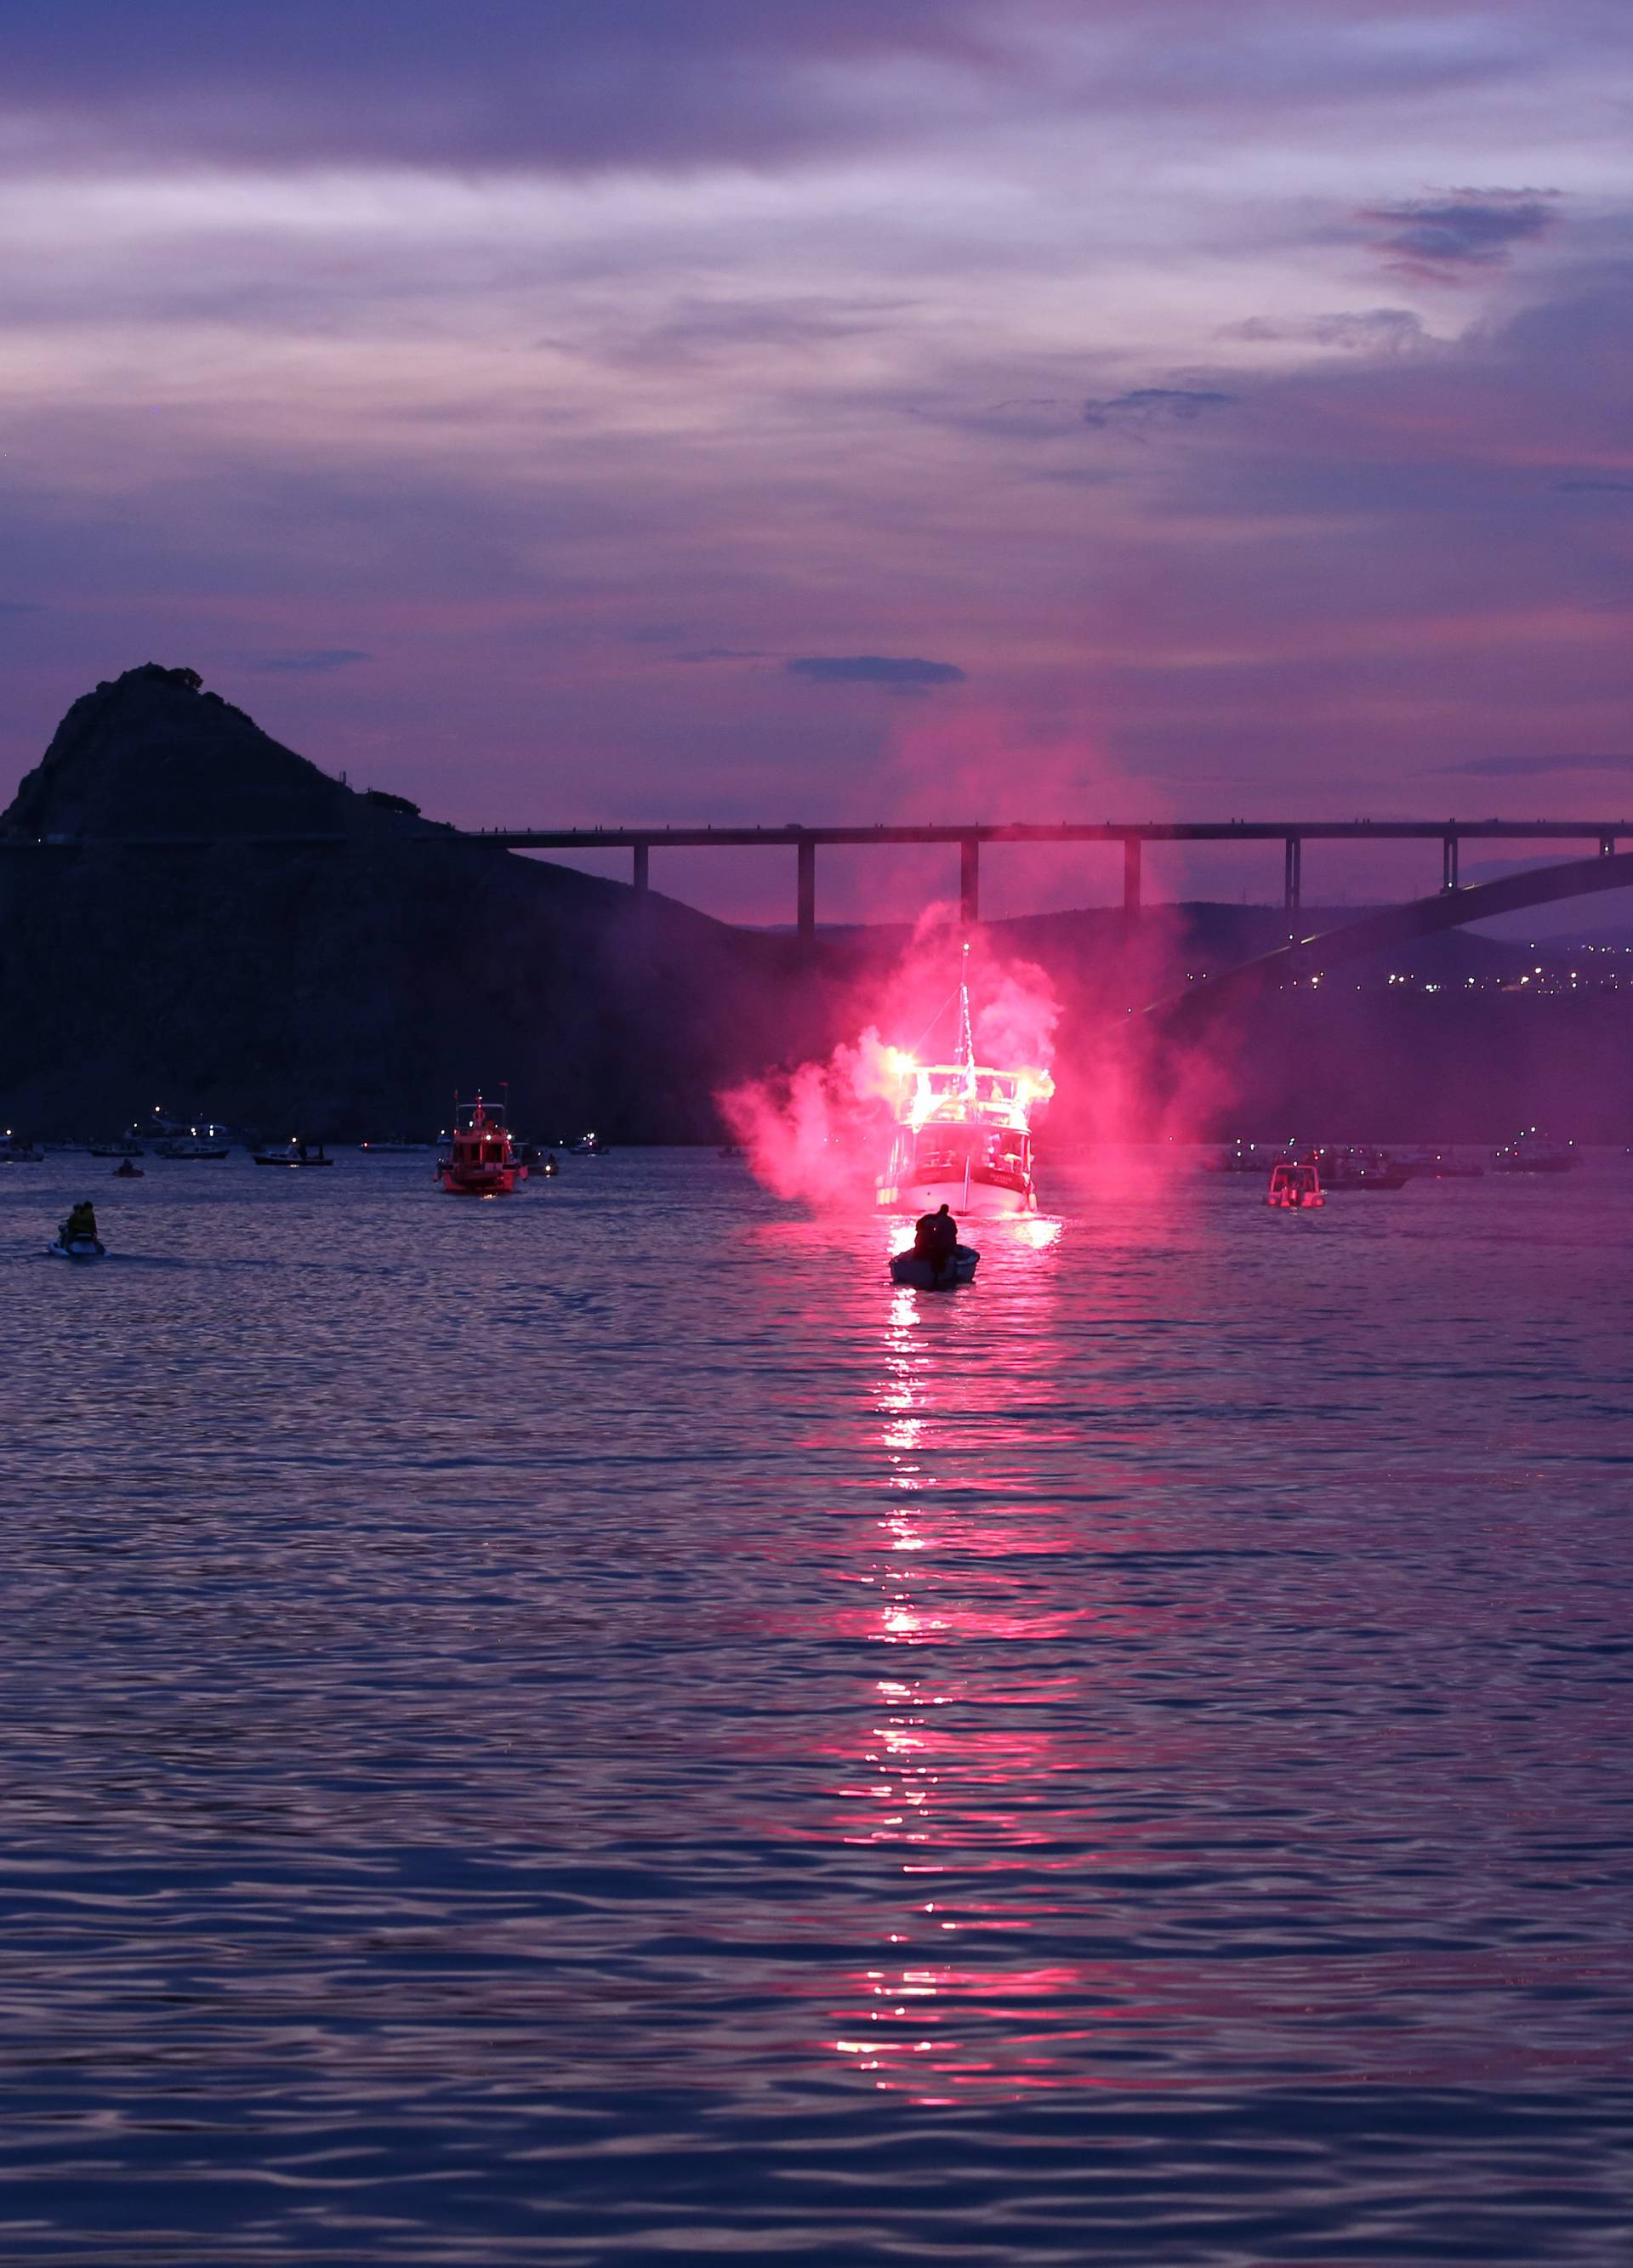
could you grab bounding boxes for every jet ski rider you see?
[63,1199,99,1245]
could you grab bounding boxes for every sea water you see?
[2,1149,1629,2264]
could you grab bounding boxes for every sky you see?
[1,0,1630,918]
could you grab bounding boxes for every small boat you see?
[889,1242,981,1288]
[253,1139,333,1168]
[155,1124,230,1160]
[568,1132,607,1157]
[113,1160,145,1179]
[1266,1158,1323,1209]
[1491,1128,1579,1174]
[0,1133,45,1164]
[358,1137,433,1154]
[439,1092,526,1195]
[89,1135,145,1159]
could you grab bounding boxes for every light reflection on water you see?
[1,1148,1630,2264]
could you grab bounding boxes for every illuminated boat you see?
[253,1138,333,1168]
[438,1092,526,1196]
[1491,1128,1579,1174]
[154,1123,230,1160]
[875,970,1050,1219]
[1266,1158,1323,1209]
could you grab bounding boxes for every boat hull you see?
[49,1237,105,1260]
[879,1177,1034,1219]
[440,1168,520,1195]
[890,1245,980,1289]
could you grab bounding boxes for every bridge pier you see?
[1442,835,1459,892]
[1283,836,1302,911]
[1124,837,1141,912]
[797,837,816,948]
[960,837,980,928]
[632,841,649,895]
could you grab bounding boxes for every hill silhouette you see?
[0,666,834,1138]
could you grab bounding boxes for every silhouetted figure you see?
[913,1202,959,1283]
[63,1200,99,1243]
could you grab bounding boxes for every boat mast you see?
[956,940,975,1081]
[958,940,976,1208]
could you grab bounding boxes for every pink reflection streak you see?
[814,1258,1181,2101]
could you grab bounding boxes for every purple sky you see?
[2,0,1630,918]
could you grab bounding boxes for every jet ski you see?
[49,1234,106,1260]
[889,1243,980,1289]
[113,1160,145,1179]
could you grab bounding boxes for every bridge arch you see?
[1145,850,1633,1027]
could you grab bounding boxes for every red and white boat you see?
[438,1093,526,1196]
[875,969,1050,1219]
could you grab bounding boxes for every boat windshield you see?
[914,1125,1030,1173]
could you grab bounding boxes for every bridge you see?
[1145,847,1633,1028]
[467,818,1628,940]
[8,816,1630,951]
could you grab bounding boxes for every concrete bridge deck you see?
[456,817,1629,931]
[6,817,1628,939]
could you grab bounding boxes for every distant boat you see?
[1286,1143,1410,1191]
[439,1093,526,1195]
[253,1139,333,1168]
[0,1133,45,1164]
[358,1137,433,1154]
[113,1159,145,1179]
[155,1123,230,1160]
[1393,1147,1484,1180]
[1205,1139,1271,1174]
[1491,1128,1579,1174]
[88,1136,145,1158]
[568,1131,607,1157]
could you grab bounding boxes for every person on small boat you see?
[63,1199,99,1244]
[913,1202,959,1283]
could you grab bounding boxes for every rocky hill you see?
[0,666,834,1139]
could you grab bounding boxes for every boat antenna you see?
[956,940,975,1080]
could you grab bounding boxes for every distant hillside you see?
[0,666,839,1138]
